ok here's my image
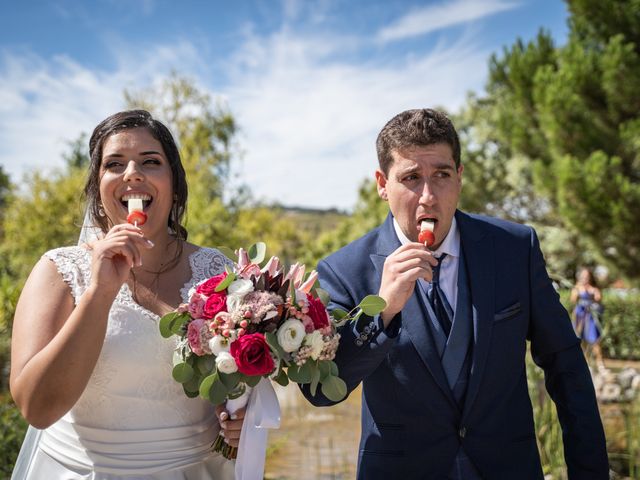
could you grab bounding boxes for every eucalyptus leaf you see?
[219,371,242,390]
[215,271,236,292]
[183,386,199,398]
[159,312,183,338]
[315,288,331,306]
[310,364,321,396]
[217,246,236,261]
[183,376,201,393]
[210,376,229,405]
[265,332,286,360]
[244,374,261,388]
[172,362,194,383]
[287,364,301,383]
[248,242,266,264]
[329,361,339,377]
[273,368,289,387]
[321,375,348,402]
[199,373,217,400]
[318,360,331,381]
[296,360,314,384]
[195,355,216,376]
[170,313,191,335]
[357,295,387,316]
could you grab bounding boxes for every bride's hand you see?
[88,223,154,294]
[216,405,246,448]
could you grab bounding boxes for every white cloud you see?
[377,0,520,43]
[0,12,495,211]
[223,28,488,209]
[0,41,203,182]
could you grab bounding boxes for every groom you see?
[302,109,608,479]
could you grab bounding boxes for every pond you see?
[264,384,361,480]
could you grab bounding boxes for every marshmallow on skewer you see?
[418,219,435,247]
[126,198,148,226]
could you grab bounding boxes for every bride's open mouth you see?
[120,192,153,211]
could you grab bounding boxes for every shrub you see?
[0,394,27,477]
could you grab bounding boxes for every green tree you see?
[476,1,640,284]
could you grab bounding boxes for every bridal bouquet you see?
[159,242,385,459]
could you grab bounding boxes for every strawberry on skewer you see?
[126,198,148,227]
[419,220,435,248]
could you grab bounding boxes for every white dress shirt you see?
[392,217,461,315]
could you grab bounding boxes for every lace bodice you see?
[33,245,234,476]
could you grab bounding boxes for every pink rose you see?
[187,318,207,356]
[202,292,227,320]
[229,333,275,376]
[196,273,228,296]
[188,292,206,318]
[306,294,330,330]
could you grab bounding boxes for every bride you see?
[10,110,243,479]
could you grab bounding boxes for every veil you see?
[11,209,102,479]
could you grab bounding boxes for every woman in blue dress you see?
[570,267,604,369]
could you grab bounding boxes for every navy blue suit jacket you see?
[302,211,608,479]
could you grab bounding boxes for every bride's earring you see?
[98,204,106,217]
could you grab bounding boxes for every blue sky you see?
[0,0,569,210]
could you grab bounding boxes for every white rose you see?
[276,319,306,353]
[215,351,238,374]
[226,294,243,313]
[304,330,325,360]
[228,279,254,297]
[208,335,231,355]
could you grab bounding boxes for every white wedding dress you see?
[13,245,236,479]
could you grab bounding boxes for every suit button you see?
[459,427,466,438]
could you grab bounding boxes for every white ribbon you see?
[231,378,281,480]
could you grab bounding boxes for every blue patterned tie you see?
[428,254,454,337]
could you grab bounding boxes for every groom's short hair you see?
[376,108,461,175]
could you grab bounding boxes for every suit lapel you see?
[370,214,457,406]
[456,211,496,420]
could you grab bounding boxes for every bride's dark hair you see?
[84,109,188,241]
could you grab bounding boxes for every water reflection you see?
[264,384,361,480]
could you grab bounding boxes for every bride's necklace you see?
[129,244,182,306]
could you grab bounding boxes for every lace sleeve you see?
[181,247,234,301]
[42,246,92,304]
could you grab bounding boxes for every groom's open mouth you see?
[120,192,153,211]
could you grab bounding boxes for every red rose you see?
[229,333,275,376]
[307,294,330,330]
[196,273,228,296]
[202,292,227,319]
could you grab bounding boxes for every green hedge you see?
[0,394,27,477]
[559,289,640,361]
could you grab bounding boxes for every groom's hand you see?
[378,243,437,327]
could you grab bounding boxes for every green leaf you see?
[244,374,261,388]
[310,363,321,396]
[248,242,266,264]
[296,358,316,383]
[195,355,216,376]
[265,331,286,360]
[315,288,330,306]
[215,271,236,292]
[217,246,236,261]
[159,311,184,338]
[331,308,348,320]
[183,385,199,398]
[321,375,347,402]
[219,371,242,390]
[329,360,339,377]
[357,295,387,316]
[273,368,289,387]
[183,375,201,394]
[199,373,217,400]
[172,362,194,383]
[210,376,229,405]
[170,313,191,335]
[318,360,332,381]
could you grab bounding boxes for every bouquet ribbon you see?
[234,378,281,480]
